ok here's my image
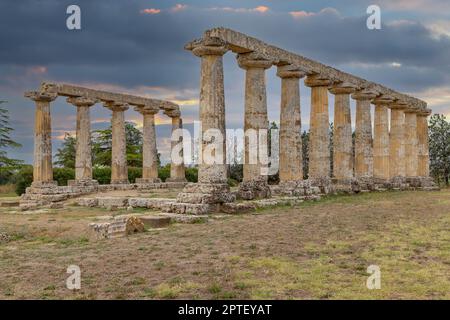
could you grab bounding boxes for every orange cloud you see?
[289,11,315,19]
[140,8,161,15]
[208,6,269,14]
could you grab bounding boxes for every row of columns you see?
[26,92,185,187]
[188,37,431,193]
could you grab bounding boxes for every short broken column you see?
[104,101,129,184]
[389,101,407,182]
[304,74,332,189]
[237,52,273,200]
[277,65,305,183]
[166,111,187,183]
[135,105,161,184]
[404,109,419,179]
[67,96,98,186]
[175,37,235,214]
[25,91,58,187]
[372,96,393,183]
[329,82,356,185]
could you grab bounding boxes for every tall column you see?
[372,96,393,182]
[67,97,98,184]
[177,37,235,210]
[166,113,187,183]
[25,91,58,187]
[135,105,161,184]
[389,102,407,180]
[417,109,431,177]
[404,109,419,178]
[237,52,273,200]
[304,74,332,186]
[104,101,129,184]
[329,82,356,182]
[352,89,377,179]
[277,65,305,182]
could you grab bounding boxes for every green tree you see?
[0,101,23,168]
[429,114,450,185]
[54,133,76,168]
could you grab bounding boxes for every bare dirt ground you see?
[0,189,449,299]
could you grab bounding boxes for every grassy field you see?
[0,189,449,299]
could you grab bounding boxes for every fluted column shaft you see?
[352,90,377,178]
[389,104,406,178]
[105,102,129,184]
[373,97,393,180]
[305,75,331,181]
[417,111,431,177]
[277,66,304,182]
[330,83,356,180]
[25,91,58,186]
[67,97,97,181]
[405,110,419,177]
[238,53,273,183]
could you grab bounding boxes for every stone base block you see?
[389,176,409,190]
[31,181,58,188]
[309,177,333,194]
[136,178,161,184]
[110,179,129,185]
[140,215,171,228]
[89,216,145,240]
[177,183,235,205]
[355,177,375,191]
[270,180,321,197]
[163,202,217,215]
[77,198,98,207]
[158,213,208,224]
[166,177,188,183]
[221,202,256,214]
[238,180,271,200]
[67,179,99,187]
[97,197,128,209]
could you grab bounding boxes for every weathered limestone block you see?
[389,102,407,180]
[104,101,129,184]
[373,96,393,181]
[158,213,208,224]
[277,65,305,182]
[97,197,129,208]
[352,89,377,179]
[304,74,331,183]
[76,198,98,207]
[237,180,271,200]
[139,215,171,228]
[270,180,319,197]
[221,202,256,214]
[330,82,356,181]
[89,216,145,239]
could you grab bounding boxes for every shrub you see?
[185,167,198,183]
[53,168,75,186]
[128,167,142,183]
[158,164,171,182]
[15,165,33,195]
[93,167,111,184]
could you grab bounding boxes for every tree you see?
[0,101,22,168]
[54,133,76,168]
[429,114,450,185]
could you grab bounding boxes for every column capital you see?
[389,101,408,110]
[67,96,98,107]
[276,65,306,79]
[164,109,181,118]
[329,82,357,95]
[237,52,274,70]
[372,95,396,106]
[404,107,419,114]
[417,108,432,117]
[186,37,228,57]
[25,91,58,102]
[352,88,378,101]
[134,105,159,115]
[304,74,332,87]
[103,101,129,112]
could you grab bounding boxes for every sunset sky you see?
[1,0,449,164]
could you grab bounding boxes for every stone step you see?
[139,215,171,228]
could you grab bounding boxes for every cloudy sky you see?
[1,0,449,164]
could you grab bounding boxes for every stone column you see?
[25,91,58,187]
[404,109,419,178]
[417,109,431,177]
[67,97,98,185]
[329,83,356,184]
[277,65,305,183]
[104,101,129,184]
[389,102,407,181]
[135,105,161,184]
[237,52,273,200]
[166,112,187,183]
[176,37,235,212]
[304,74,332,187]
[372,96,393,182]
[352,89,377,180]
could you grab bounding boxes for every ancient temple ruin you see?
[20,28,437,212]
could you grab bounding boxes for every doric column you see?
[237,52,273,199]
[304,74,332,184]
[372,96,394,181]
[25,91,58,187]
[417,109,431,177]
[166,112,187,183]
[277,65,305,182]
[67,96,98,184]
[104,101,129,184]
[329,82,356,181]
[135,105,161,184]
[352,89,378,179]
[404,109,419,178]
[389,101,407,180]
